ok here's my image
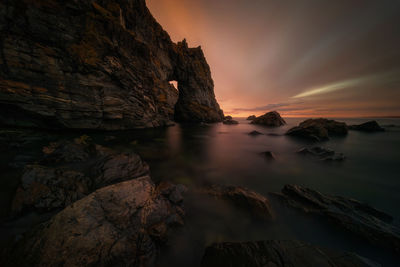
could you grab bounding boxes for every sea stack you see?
[251,111,286,127]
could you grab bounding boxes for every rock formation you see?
[286,118,348,141]
[251,111,286,127]
[297,146,345,162]
[0,0,223,130]
[271,185,400,254]
[201,240,381,267]
[349,121,385,132]
[223,116,239,125]
[247,115,256,121]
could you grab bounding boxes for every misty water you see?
[1,117,400,266]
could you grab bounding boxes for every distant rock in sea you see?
[286,118,348,141]
[349,121,385,132]
[248,130,263,136]
[251,111,286,127]
[0,0,223,130]
[223,116,239,125]
[201,240,381,267]
[246,115,256,121]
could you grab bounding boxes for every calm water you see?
[1,117,400,266]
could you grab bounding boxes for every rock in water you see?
[223,116,239,125]
[4,177,186,266]
[0,0,223,130]
[247,115,256,121]
[286,118,348,141]
[251,111,286,127]
[201,240,381,267]
[260,151,276,161]
[271,185,400,254]
[297,146,345,162]
[349,121,385,132]
[248,130,263,136]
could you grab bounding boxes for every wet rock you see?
[4,177,186,267]
[286,118,348,141]
[349,121,385,132]
[200,184,275,221]
[0,0,223,130]
[248,130,263,136]
[267,133,281,137]
[260,151,276,161]
[247,115,257,121]
[297,146,345,162]
[251,111,286,127]
[223,116,239,125]
[201,240,380,267]
[271,185,400,254]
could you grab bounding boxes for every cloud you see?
[227,101,307,114]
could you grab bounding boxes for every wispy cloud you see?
[227,101,307,114]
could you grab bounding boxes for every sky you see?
[147,0,400,117]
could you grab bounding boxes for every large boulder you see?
[251,111,286,127]
[0,0,223,130]
[349,121,385,132]
[4,176,186,266]
[286,118,348,141]
[271,185,400,254]
[202,240,380,267]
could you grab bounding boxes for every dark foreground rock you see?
[0,0,223,130]
[297,146,345,161]
[200,184,275,221]
[201,240,380,267]
[349,121,385,132]
[247,115,257,121]
[260,151,276,161]
[251,111,286,127]
[286,119,348,141]
[248,130,263,136]
[3,176,186,267]
[11,138,150,216]
[271,185,400,254]
[223,116,239,125]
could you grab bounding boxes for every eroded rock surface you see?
[251,111,286,127]
[297,146,345,162]
[0,0,223,129]
[349,121,385,132]
[201,240,380,267]
[4,176,186,267]
[271,185,400,254]
[286,118,348,141]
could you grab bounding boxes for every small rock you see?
[223,116,239,125]
[349,121,385,132]
[246,115,256,121]
[251,111,286,127]
[260,151,276,161]
[248,130,263,136]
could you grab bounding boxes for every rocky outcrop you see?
[349,121,385,132]
[297,146,345,162]
[286,119,348,141]
[0,0,223,130]
[251,111,286,127]
[201,240,380,267]
[271,185,400,254]
[248,130,262,136]
[247,115,256,121]
[223,116,239,125]
[4,176,186,267]
[200,184,275,221]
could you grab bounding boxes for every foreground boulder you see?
[4,176,186,266]
[286,119,348,141]
[202,240,380,267]
[271,185,400,254]
[200,184,275,221]
[0,0,223,129]
[297,146,345,162]
[349,121,385,132]
[251,111,286,127]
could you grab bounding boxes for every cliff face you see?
[0,0,223,130]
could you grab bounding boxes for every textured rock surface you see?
[247,115,256,121]
[201,240,380,267]
[297,146,345,162]
[251,111,286,127]
[286,118,348,141]
[200,184,275,221]
[349,121,385,132]
[271,185,400,254]
[0,0,223,130]
[4,176,186,267]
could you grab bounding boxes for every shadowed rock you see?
[223,116,239,125]
[260,151,276,161]
[201,240,381,267]
[247,115,256,121]
[297,146,345,162]
[271,185,400,254]
[248,130,263,136]
[286,118,348,141]
[4,177,186,267]
[200,184,275,221]
[349,121,385,132]
[251,111,286,127]
[0,0,223,129]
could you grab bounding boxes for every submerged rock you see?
[260,151,276,161]
[201,240,381,267]
[251,111,286,127]
[271,185,400,254]
[200,184,275,221]
[349,121,385,132]
[286,118,348,141]
[4,177,186,267]
[247,115,257,121]
[0,0,223,129]
[248,130,263,136]
[297,146,345,162]
[223,116,239,125]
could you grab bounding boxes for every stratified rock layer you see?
[0,0,223,130]
[202,240,380,267]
